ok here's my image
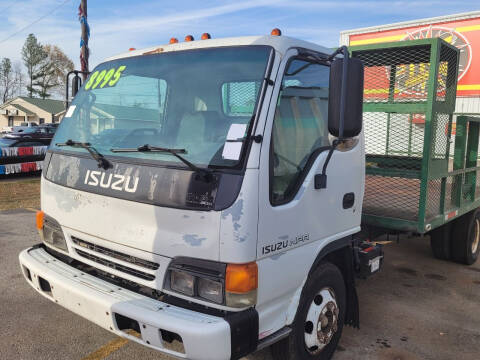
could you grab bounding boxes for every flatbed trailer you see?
[351,38,480,264]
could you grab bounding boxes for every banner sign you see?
[348,15,480,97]
[0,146,48,158]
[0,161,43,175]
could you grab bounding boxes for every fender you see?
[284,235,359,328]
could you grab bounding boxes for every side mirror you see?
[72,74,81,97]
[328,56,364,138]
[65,70,88,109]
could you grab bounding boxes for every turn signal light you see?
[185,35,194,42]
[169,37,179,44]
[201,33,211,40]
[36,211,44,230]
[226,262,258,294]
[271,28,282,36]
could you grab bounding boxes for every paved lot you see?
[1,209,480,360]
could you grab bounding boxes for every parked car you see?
[2,122,39,134]
[4,126,55,144]
[38,123,59,129]
[19,121,38,127]
[0,137,48,148]
[1,126,14,134]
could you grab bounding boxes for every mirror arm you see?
[314,139,342,190]
[65,70,90,109]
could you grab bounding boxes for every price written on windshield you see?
[84,65,126,90]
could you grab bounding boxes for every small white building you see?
[0,97,66,128]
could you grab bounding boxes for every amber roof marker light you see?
[201,33,211,40]
[271,28,282,36]
[184,35,194,42]
[169,37,179,44]
[128,47,136,51]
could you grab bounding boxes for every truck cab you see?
[19,32,368,360]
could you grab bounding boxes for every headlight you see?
[36,211,68,252]
[170,271,194,296]
[198,277,223,304]
[165,258,258,308]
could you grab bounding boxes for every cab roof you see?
[105,35,333,62]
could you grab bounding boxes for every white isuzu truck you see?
[19,31,379,360]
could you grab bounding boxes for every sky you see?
[0,0,479,70]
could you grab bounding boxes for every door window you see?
[270,59,330,205]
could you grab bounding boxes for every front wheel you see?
[271,262,346,360]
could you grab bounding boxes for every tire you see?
[451,208,480,265]
[429,222,453,260]
[270,262,346,360]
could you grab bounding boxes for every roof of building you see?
[1,96,65,115]
[340,10,480,36]
[10,103,35,115]
[18,97,65,114]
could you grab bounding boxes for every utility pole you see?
[79,0,89,81]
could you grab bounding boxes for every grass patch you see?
[0,178,40,211]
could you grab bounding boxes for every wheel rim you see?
[472,218,480,254]
[304,287,339,354]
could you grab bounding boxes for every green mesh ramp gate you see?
[349,38,480,233]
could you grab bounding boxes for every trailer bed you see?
[351,38,480,233]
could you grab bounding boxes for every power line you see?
[0,0,19,14]
[0,0,72,45]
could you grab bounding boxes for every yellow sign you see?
[84,65,126,90]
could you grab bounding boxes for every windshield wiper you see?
[56,139,111,169]
[111,144,213,180]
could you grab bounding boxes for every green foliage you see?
[22,33,47,98]
[21,34,74,99]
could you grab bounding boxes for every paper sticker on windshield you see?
[222,142,243,160]
[84,65,126,91]
[65,105,76,118]
[226,124,247,141]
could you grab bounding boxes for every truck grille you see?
[71,237,159,270]
[71,237,159,281]
[75,249,156,281]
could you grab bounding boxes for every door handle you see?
[343,193,355,209]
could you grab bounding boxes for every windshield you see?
[52,46,272,168]
[0,138,16,146]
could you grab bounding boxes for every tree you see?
[22,34,47,97]
[13,62,24,97]
[0,58,14,103]
[32,60,57,99]
[43,44,74,98]
[0,59,24,102]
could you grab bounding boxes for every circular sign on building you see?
[402,25,472,81]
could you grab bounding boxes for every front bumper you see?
[19,246,232,360]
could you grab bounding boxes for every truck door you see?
[257,51,365,260]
